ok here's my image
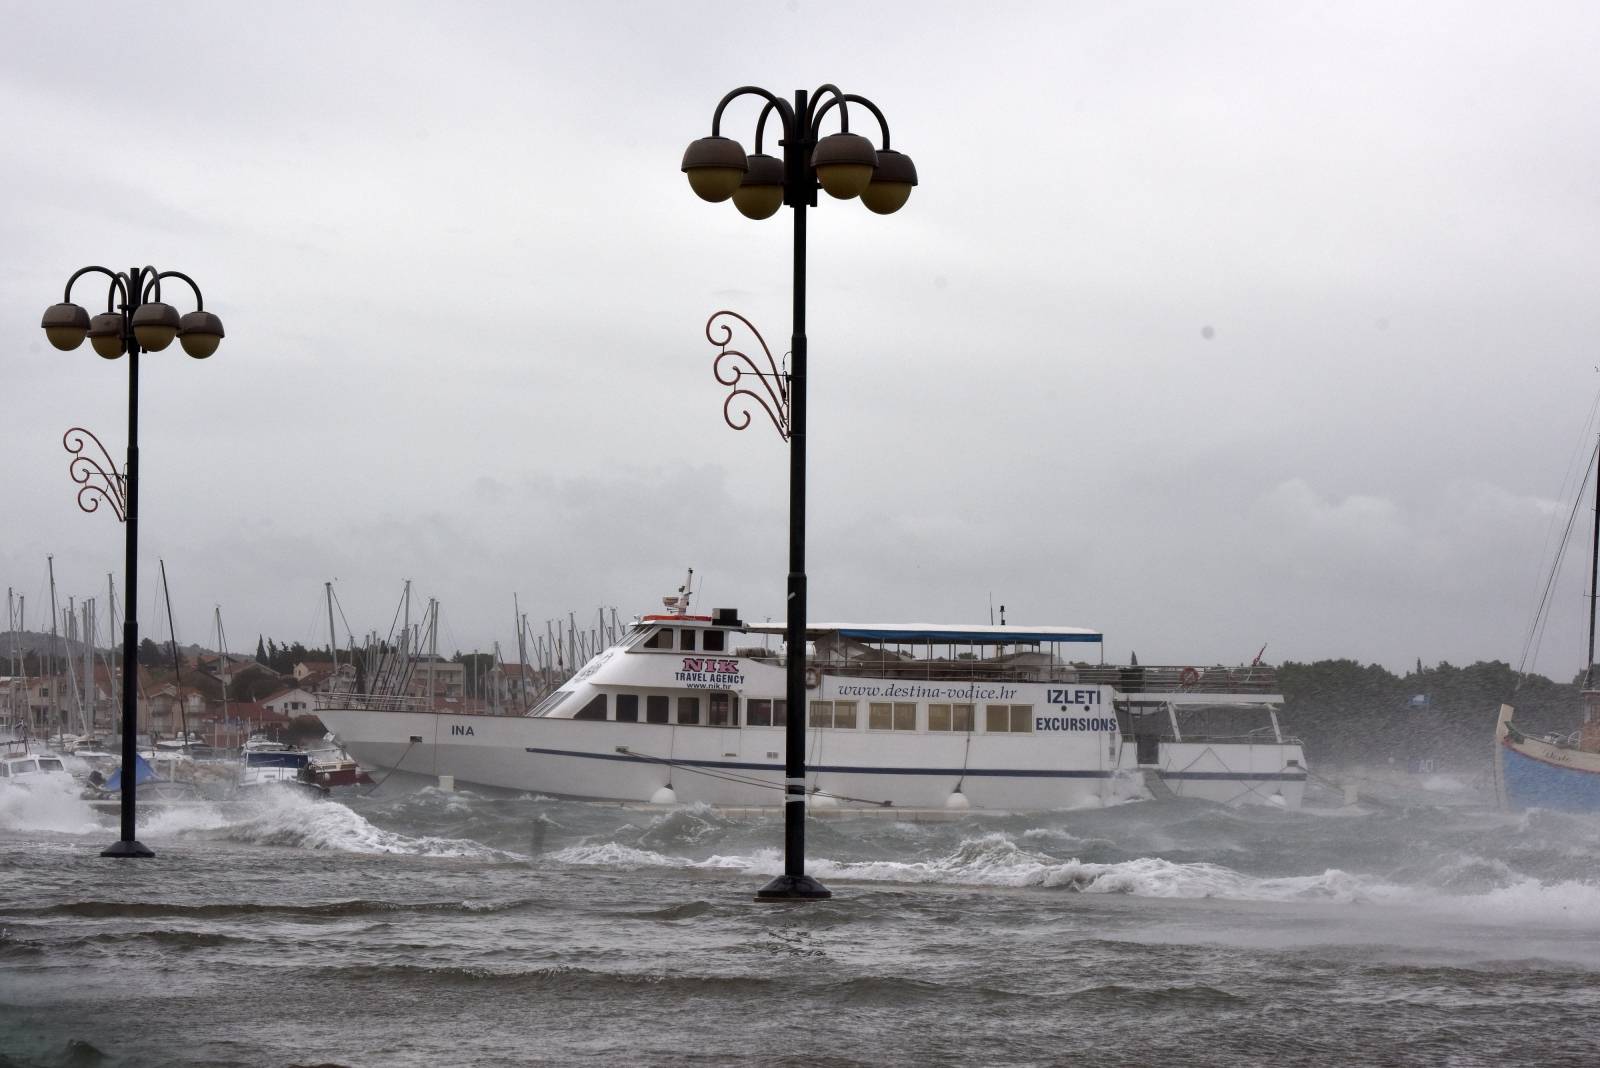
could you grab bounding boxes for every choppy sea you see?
[2,773,1598,1067]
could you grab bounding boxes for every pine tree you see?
[256,635,268,664]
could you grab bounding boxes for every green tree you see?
[1277,658,1579,770]
[137,637,163,668]
[454,651,497,698]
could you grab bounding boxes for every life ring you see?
[804,667,822,690]
[1179,666,1200,687]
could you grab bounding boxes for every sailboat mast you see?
[427,598,438,707]
[402,580,411,696]
[47,556,61,734]
[1588,435,1600,690]
[16,596,26,727]
[325,581,338,677]
[159,559,187,743]
[516,598,530,709]
[107,575,116,720]
[83,599,94,736]
[215,606,230,745]
[5,588,11,721]
[62,595,83,738]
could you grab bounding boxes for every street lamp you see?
[42,265,224,858]
[684,85,916,901]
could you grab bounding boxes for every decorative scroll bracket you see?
[63,426,127,521]
[706,309,790,441]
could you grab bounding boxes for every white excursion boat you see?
[318,583,1306,811]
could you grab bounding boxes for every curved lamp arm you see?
[754,100,782,154]
[149,269,209,310]
[711,85,796,141]
[805,83,852,138]
[813,92,892,148]
[63,266,128,310]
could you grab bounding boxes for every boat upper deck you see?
[733,622,1277,694]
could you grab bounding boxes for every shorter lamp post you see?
[42,265,223,858]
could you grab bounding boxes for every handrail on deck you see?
[774,656,1278,692]
[313,693,440,714]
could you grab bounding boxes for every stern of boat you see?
[1493,703,1514,809]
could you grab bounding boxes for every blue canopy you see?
[102,754,160,792]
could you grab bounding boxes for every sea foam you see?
[213,790,521,860]
[550,828,1600,924]
[0,776,106,835]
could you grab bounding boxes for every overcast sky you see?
[4,1,1600,679]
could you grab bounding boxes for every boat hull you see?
[1495,704,1600,813]
[318,707,1306,810]
[1498,737,1600,812]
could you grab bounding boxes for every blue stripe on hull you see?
[1501,742,1600,813]
[521,745,1307,783]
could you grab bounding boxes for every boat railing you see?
[313,693,439,714]
[1539,729,1588,749]
[1080,664,1277,692]
[766,656,1278,692]
[1130,730,1303,746]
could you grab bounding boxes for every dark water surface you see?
[3,776,1598,1067]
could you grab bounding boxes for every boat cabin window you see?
[246,752,309,769]
[701,629,726,652]
[679,629,696,651]
[677,696,700,725]
[747,699,787,727]
[531,691,572,717]
[574,694,608,721]
[647,695,670,724]
[642,628,673,650]
[1166,704,1277,742]
[616,694,639,723]
[868,702,917,731]
[37,757,65,772]
[809,700,858,729]
[928,703,975,732]
[708,693,739,727]
[986,704,1034,733]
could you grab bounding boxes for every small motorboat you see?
[238,744,330,800]
[1,746,75,790]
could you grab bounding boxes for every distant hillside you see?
[1,629,94,660]
[0,630,212,665]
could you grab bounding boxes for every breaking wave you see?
[550,829,1600,923]
[209,791,523,859]
[0,776,516,860]
[0,777,104,835]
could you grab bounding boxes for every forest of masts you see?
[5,565,632,730]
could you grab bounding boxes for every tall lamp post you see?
[41,266,224,858]
[683,85,917,900]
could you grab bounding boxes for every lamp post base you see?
[100,840,155,859]
[754,874,832,901]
